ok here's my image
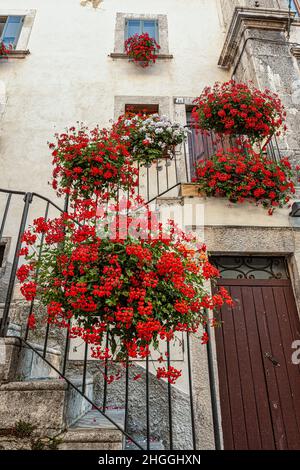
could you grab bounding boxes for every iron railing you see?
[0,127,285,449]
[138,127,282,199]
[0,187,222,450]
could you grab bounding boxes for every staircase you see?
[0,141,229,450]
[0,337,124,450]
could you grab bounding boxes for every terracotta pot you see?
[180,184,205,197]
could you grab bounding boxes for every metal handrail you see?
[0,130,285,449]
[0,185,198,451]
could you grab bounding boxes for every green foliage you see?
[14,420,36,438]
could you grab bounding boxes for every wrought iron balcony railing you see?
[136,127,283,203]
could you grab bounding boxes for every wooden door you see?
[212,256,300,450]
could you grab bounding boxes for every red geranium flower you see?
[124,33,160,68]
[192,80,286,143]
[194,145,296,213]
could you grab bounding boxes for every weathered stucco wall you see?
[0,0,228,198]
[1,0,300,451]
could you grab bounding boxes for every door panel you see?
[214,278,300,450]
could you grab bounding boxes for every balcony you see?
[136,126,283,203]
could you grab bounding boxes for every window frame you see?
[125,103,159,115]
[0,15,24,49]
[113,13,170,56]
[125,18,159,42]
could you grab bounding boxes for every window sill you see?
[109,52,173,60]
[0,49,30,59]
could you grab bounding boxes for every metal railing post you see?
[205,322,222,450]
[0,192,33,337]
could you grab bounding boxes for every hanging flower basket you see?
[49,124,138,201]
[18,199,232,384]
[192,80,287,143]
[113,113,188,166]
[124,33,161,68]
[193,144,298,215]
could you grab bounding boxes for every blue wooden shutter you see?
[2,16,24,48]
[126,19,142,39]
[142,20,158,41]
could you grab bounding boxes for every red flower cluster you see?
[192,81,286,143]
[194,145,297,214]
[27,313,36,330]
[49,125,138,201]
[0,41,12,58]
[20,282,37,301]
[156,366,182,385]
[19,205,232,384]
[124,33,160,68]
[17,264,34,283]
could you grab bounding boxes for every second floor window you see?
[125,103,159,115]
[0,16,24,48]
[125,19,158,41]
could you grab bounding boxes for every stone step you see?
[0,337,61,383]
[58,409,125,450]
[58,427,123,450]
[0,379,67,436]
[0,376,95,436]
[64,376,94,427]
[70,408,125,430]
[17,342,61,381]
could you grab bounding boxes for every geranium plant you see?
[194,145,297,214]
[192,80,287,143]
[114,113,188,165]
[18,199,232,384]
[49,124,138,200]
[124,33,160,68]
[0,41,11,58]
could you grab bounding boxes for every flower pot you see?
[161,145,176,159]
[180,184,205,197]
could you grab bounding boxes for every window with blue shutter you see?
[125,19,158,41]
[1,16,24,49]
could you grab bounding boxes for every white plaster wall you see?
[0,0,229,198]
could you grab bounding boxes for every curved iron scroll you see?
[210,256,290,280]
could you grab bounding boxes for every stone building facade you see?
[0,0,300,451]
